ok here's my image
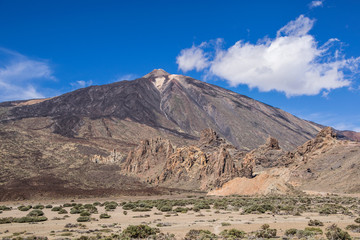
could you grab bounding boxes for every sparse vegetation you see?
[51,206,62,211]
[185,229,217,240]
[0,206,11,211]
[18,205,31,211]
[122,225,159,238]
[76,216,90,222]
[33,204,44,210]
[221,222,231,226]
[255,224,277,238]
[326,224,351,240]
[220,229,246,239]
[58,208,68,214]
[346,224,360,233]
[0,195,360,239]
[27,209,44,217]
[308,219,324,226]
[99,213,111,219]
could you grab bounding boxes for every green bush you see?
[185,229,217,240]
[104,201,118,211]
[174,207,189,213]
[99,213,111,219]
[194,202,211,210]
[70,207,82,214]
[285,228,298,236]
[0,217,13,224]
[13,216,47,223]
[80,211,91,217]
[346,224,360,233]
[123,202,136,210]
[18,205,31,211]
[355,218,360,224]
[77,216,90,222]
[192,206,200,212]
[244,204,274,214]
[220,229,245,239]
[0,206,11,211]
[308,219,324,226]
[51,206,62,211]
[285,228,321,238]
[326,224,351,240]
[27,209,44,217]
[255,224,277,238]
[304,227,323,235]
[45,205,53,208]
[221,222,231,226]
[159,205,172,212]
[58,208,68,214]
[33,204,44,210]
[320,207,337,215]
[122,225,159,238]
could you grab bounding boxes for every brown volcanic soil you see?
[0,123,194,201]
[208,168,294,196]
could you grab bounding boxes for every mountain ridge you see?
[0,69,323,151]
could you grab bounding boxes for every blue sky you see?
[0,0,359,131]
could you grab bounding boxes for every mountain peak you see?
[143,69,170,78]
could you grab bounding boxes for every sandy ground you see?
[0,196,360,239]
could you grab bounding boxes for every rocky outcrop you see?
[208,127,360,195]
[122,129,252,190]
[122,138,175,179]
[286,127,360,193]
[241,136,287,172]
[91,149,125,164]
[282,127,338,164]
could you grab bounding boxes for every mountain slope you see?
[0,69,327,200]
[1,69,321,151]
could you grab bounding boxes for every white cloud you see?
[176,43,210,72]
[176,15,360,97]
[117,73,138,81]
[309,0,324,9]
[70,80,93,89]
[0,48,55,101]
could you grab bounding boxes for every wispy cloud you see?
[116,73,138,81]
[70,80,93,89]
[176,15,360,97]
[0,48,55,101]
[309,0,324,9]
[300,111,360,132]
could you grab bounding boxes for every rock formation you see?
[122,129,252,190]
[241,136,287,172]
